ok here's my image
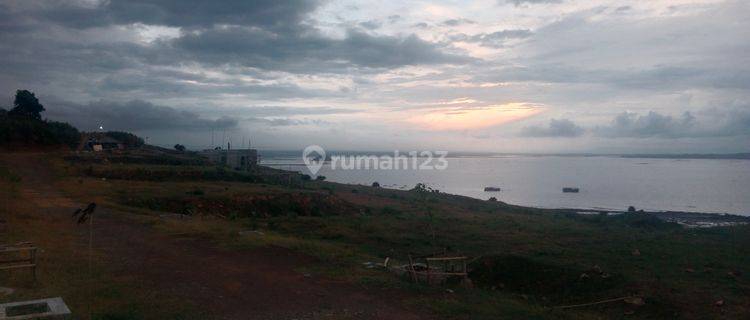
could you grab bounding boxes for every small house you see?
[81,133,125,151]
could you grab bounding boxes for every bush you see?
[0,90,80,148]
[0,114,80,148]
[469,255,626,303]
[46,120,80,147]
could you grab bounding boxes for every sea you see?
[261,152,750,216]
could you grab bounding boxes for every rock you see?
[631,249,641,256]
[579,273,590,280]
[685,268,695,273]
[715,300,724,307]
[445,289,454,294]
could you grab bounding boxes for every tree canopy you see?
[9,90,45,120]
[1,89,80,148]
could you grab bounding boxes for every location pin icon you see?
[302,145,325,176]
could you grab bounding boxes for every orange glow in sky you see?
[410,103,543,131]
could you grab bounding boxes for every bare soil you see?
[2,153,426,320]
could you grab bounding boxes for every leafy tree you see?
[1,90,81,149]
[9,90,45,120]
[174,144,186,152]
[46,121,80,147]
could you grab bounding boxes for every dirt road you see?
[2,153,426,320]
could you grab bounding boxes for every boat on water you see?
[562,187,580,193]
[484,187,501,192]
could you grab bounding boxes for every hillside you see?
[1,150,748,319]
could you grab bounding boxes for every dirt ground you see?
[1,153,426,320]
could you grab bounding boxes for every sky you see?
[1,0,748,153]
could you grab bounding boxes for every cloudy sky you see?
[1,0,748,153]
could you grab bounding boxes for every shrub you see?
[45,120,80,147]
[1,114,80,148]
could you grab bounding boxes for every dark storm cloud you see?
[238,106,362,117]
[472,65,750,90]
[594,110,750,138]
[33,0,319,30]
[172,27,470,72]
[594,111,694,138]
[46,99,238,132]
[246,117,329,127]
[1,0,469,82]
[95,69,331,100]
[521,118,584,137]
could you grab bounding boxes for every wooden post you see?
[426,258,431,285]
[408,254,418,284]
[31,247,37,282]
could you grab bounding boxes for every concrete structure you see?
[79,133,124,151]
[199,148,258,171]
[0,297,71,319]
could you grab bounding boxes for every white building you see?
[199,148,258,171]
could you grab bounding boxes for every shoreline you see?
[267,165,750,227]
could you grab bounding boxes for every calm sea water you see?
[262,155,750,216]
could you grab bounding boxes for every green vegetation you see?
[49,151,750,319]
[1,90,80,148]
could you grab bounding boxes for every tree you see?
[174,144,186,152]
[105,131,144,147]
[46,121,80,148]
[9,90,45,120]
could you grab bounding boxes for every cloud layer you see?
[0,0,748,152]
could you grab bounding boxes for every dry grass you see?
[0,161,201,319]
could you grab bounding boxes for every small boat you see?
[484,187,501,192]
[562,187,580,193]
